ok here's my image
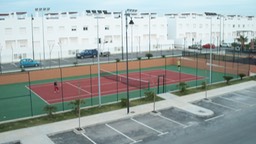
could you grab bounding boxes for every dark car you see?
[202,43,216,49]
[19,58,40,68]
[76,49,98,58]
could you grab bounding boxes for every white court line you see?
[65,82,91,95]
[130,118,168,136]
[105,124,141,144]
[205,99,240,111]
[205,114,224,122]
[219,96,253,107]
[81,133,97,144]
[158,114,188,128]
[25,85,50,105]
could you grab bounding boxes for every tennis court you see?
[29,69,203,104]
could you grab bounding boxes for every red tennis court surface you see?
[30,69,203,104]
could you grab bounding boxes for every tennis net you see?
[101,69,150,89]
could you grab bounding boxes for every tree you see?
[223,76,233,84]
[238,73,246,80]
[69,99,86,115]
[237,35,248,51]
[145,53,153,59]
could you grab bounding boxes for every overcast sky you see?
[0,0,255,16]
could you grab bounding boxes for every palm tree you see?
[237,35,248,51]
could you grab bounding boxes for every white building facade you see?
[166,13,256,48]
[0,11,173,63]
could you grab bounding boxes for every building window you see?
[59,26,65,32]
[233,24,235,28]
[105,26,109,30]
[5,28,12,35]
[83,26,88,31]
[19,27,26,35]
[47,26,53,33]
[71,26,77,31]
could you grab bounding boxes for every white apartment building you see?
[166,13,256,47]
[0,10,172,63]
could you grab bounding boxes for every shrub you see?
[223,76,233,84]
[201,81,207,90]
[137,57,142,60]
[161,55,166,58]
[120,98,128,107]
[144,91,155,101]
[145,53,153,59]
[176,82,188,94]
[43,105,57,118]
[115,58,120,62]
[238,73,246,80]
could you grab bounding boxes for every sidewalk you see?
[0,81,256,144]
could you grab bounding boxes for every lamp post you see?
[205,12,217,85]
[31,14,35,60]
[58,41,62,60]
[35,7,50,66]
[125,9,137,114]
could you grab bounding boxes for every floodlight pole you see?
[205,12,217,85]
[96,16,102,107]
[35,8,50,67]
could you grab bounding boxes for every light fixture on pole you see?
[205,12,217,85]
[125,9,137,114]
[35,7,50,66]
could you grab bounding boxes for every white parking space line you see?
[130,118,168,136]
[81,133,97,144]
[105,124,141,144]
[205,100,240,111]
[158,114,188,128]
[205,114,224,122]
[220,96,253,107]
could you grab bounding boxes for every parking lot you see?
[48,86,256,144]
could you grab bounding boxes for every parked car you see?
[19,58,40,68]
[220,43,231,48]
[100,51,111,57]
[202,43,216,49]
[188,44,202,50]
[76,49,98,58]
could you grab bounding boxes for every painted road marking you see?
[205,114,224,122]
[131,118,168,136]
[205,99,240,111]
[81,133,97,144]
[105,124,141,144]
[220,96,253,107]
[158,114,188,128]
